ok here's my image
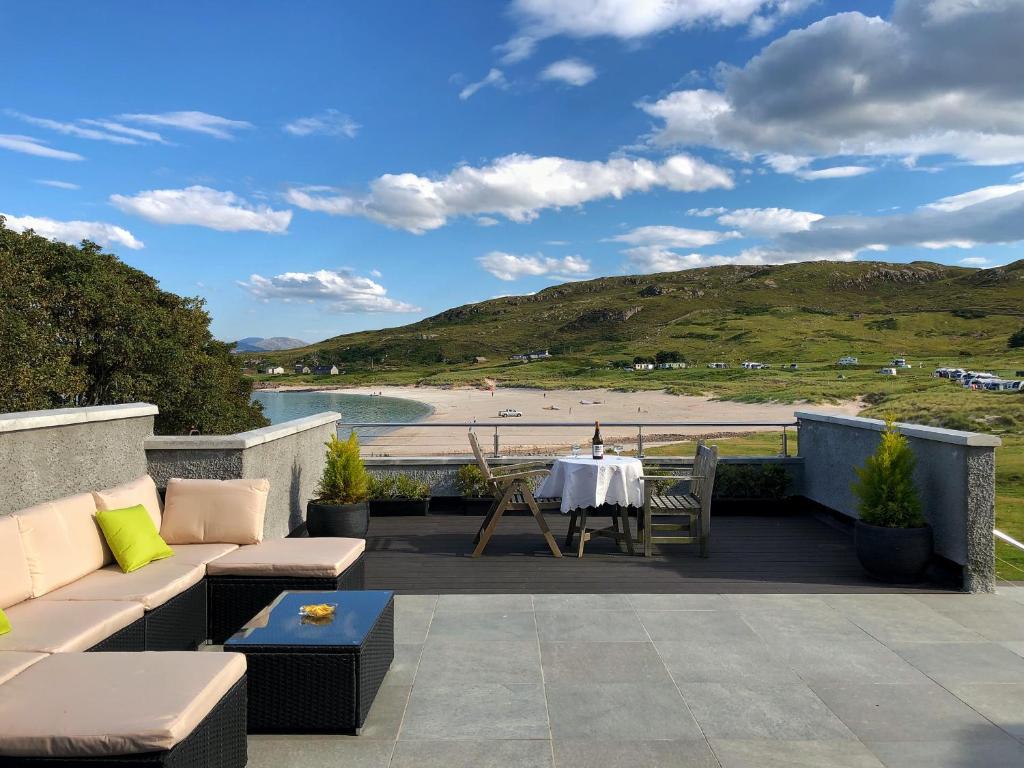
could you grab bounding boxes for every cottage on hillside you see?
[314,365,339,375]
[294,364,311,374]
[262,365,285,375]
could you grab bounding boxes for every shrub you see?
[314,432,370,504]
[952,308,987,319]
[456,464,489,498]
[851,419,925,528]
[370,473,430,500]
[714,464,791,499]
[1009,328,1024,349]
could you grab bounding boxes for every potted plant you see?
[368,474,431,516]
[457,464,494,515]
[306,432,370,537]
[851,419,932,582]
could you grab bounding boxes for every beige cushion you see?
[93,475,163,531]
[0,516,32,609]
[167,542,239,566]
[0,651,48,685]
[161,478,269,545]
[206,537,365,577]
[0,600,144,653]
[0,651,246,757]
[15,493,109,598]
[38,560,205,610]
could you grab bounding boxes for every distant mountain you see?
[233,336,308,352]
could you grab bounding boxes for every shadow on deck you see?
[363,509,953,595]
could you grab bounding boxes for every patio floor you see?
[245,589,1024,768]
[361,511,952,594]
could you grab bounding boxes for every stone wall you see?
[797,410,1001,593]
[0,404,157,516]
[146,413,338,538]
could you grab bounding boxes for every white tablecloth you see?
[536,456,644,514]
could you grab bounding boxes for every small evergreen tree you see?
[314,432,370,504]
[1009,328,1024,349]
[851,419,924,528]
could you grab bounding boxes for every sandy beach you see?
[266,384,862,455]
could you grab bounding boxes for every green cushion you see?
[0,608,9,635]
[96,504,174,573]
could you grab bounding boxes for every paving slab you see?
[865,737,1024,768]
[246,736,393,768]
[541,641,673,683]
[416,639,542,686]
[629,594,731,611]
[710,739,885,768]
[427,610,538,642]
[545,681,704,741]
[401,683,549,740]
[890,641,1024,686]
[823,595,982,644]
[656,639,799,684]
[395,610,434,644]
[767,638,929,685]
[948,683,1024,740]
[553,739,719,768]
[535,609,648,642]
[390,739,553,768]
[638,609,761,643]
[533,593,632,611]
[384,644,423,687]
[434,594,534,614]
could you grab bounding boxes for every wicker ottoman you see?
[225,589,394,734]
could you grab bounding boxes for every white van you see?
[880,367,898,376]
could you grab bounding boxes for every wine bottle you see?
[591,420,604,460]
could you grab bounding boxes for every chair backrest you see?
[691,443,719,511]
[467,431,496,485]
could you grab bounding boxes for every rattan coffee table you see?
[225,589,394,734]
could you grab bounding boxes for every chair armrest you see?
[640,474,697,481]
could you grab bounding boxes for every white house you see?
[707,362,728,369]
[657,362,687,369]
[313,365,339,375]
[742,361,766,370]
[634,362,655,371]
[262,365,285,375]
[294,364,311,374]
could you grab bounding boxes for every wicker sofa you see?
[0,474,366,766]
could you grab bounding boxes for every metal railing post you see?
[781,427,788,457]
[493,426,500,458]
[638,425,644,458]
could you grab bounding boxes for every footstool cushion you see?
[207,537,365,577]
[0,651,246,757]
[0,651,47,685]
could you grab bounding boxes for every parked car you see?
[498,408,522,417]
[891,358,911,368]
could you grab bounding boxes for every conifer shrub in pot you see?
[369,474,431,516]
[851,419,932,582]
[306,432,370,537]
[457,464,494,515]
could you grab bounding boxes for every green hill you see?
[265,260,1024,375]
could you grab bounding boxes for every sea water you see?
[252,390,432,442]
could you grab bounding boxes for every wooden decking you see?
[363,509,952,595]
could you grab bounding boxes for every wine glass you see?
[571,443,580,458]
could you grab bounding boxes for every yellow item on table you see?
[299,603,336,623]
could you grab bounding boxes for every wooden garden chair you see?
[638,442,719,557]
[468,431,563,558]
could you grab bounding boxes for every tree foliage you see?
[314,432,370,504]
[851,419,925,528]
[0,220,267,434]
[1009,328,1024,349]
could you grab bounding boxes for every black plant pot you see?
[369,498,430,516]
[306,500,369,538]
[855,520,933,583]
[462,497,496,516]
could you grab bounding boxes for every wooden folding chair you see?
[468,431,562,558]
[638,442,719,557]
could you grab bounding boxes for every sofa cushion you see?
[161,478,269,545]
[168,542,238,566]
[0,651,47,685]
[0,600,144,653]
[0,516,32,609]
[15,493,109,598]
[0,651,246,757]
[93,475,163,531]
[206,537,365,578]
[38,559,205,610]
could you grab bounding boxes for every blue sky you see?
[3,0,1024,343]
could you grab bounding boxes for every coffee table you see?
[225,589,394,734]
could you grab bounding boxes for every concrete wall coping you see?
[362,455,804,467]
[145,411,341,450]
[0,402,158,434]
[795,410,1002,447]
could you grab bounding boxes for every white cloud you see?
[5,111,139,144]
[502,0,813,62]
[623,244,858,274]
[370,269,383,278]
[35,179,80,190]
[640,1,1024,167]
[476,216,500,227]
[117,111,252,140]
[926,181,1024,212]
[960,256,989,266]
[477,251,590,281]
[795,165,874,181]
[284,109,360,138]
[540,58,597,87]
[459,69,507,100]
[2,213,143,249]
[286,152,732,233]
[240,270,419,313]
[715,207,824,235]
[110,186,291,233]
[687,207,728,217]
[0,134,83,161]
[610,225,738,249]
[78,119,168,143]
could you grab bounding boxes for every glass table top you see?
[225,590,394,648]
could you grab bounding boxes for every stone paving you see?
[246,588,1024,768]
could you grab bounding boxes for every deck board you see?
[363,510,952,594]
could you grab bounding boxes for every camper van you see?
[880,367,898,376]
[707,362,728,369]
[891,358,911,368]
[838,356,858,366]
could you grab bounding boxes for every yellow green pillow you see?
[0,608,9,636]
[96,504,174,573]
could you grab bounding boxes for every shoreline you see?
[259,384,861,455]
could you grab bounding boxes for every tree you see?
[851,419,924,528]
[655,350,681,364]
[1009,328,1024,349]
[0,220,268,435]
